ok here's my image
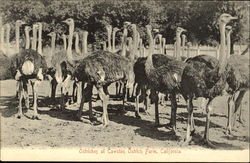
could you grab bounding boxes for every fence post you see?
[197,45,200,56]
[162,37,166,54]
[181,34,186,57]
[216,45,220,59]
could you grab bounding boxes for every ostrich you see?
[73,26,135,126]
[134,25,186,135]
[225,26,249,135]
[181,13,238,148]
[12,21,47,119]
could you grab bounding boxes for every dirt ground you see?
[0,79,249,150]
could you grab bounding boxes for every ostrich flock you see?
[0,13,249,148]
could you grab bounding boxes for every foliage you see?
[0,0,249,48]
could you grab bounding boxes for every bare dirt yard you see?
[0,79,249,150]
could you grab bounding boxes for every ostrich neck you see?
[121,32,127,57]
[112,31,116,52]
[0,27,4,44]
[218,23,226,73]
[31,27,37,50]
[67,24,74,60]
[131,28,138,60]
[25,30,30,49]
[107,29,112,52]
[176,33,181,60]
[82,31,88,54]
[63,35,67,50]
[145,30,154,71]
[16,25,20,53]
[37,26,42,54]
[51,36,56,54]
[75,33,80,54]
[6,26,10,44]
[226,32,231,58]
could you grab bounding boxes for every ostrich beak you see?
[62,20,67,24]
[21,21,26,25]
[231,16,238,20]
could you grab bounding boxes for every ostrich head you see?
[218,13,238,25]
[113,27,120,33]
[146,25,152,34]
[123,21,131,29]
[73,32,79,37]
[225,25,232,33]
[36,22,43,29]
[186,42,192,47]
[32,23,39,29]
[4,23,10,29]
[105,24,112,33]
[24,26,31,33]
[16,20,26,26]
[176,27,186,36]
[62,18,74,26]
[47,32,56,38]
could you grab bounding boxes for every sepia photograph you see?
[0,0,249,161]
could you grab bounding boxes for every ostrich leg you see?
[17,81,24,118]
[76,81,82,104]
[167,92,178,134]
[72,81,77,103]
[50,78,57,101]
[153,90,160,126]
[85,84,94,121]
[226,94,235,134]
[183,97,194,145]
[97,86,109,126]
[23,80,29,109]
[31,81,39,120]
[204,99,216,148]
[232,90,246,127]
[135,84,142,118]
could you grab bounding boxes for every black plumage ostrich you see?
[181,13,238,148]
[13,47,47,119]
[134,25,186,135]
[73,31,135,126]
[225,26,249,134]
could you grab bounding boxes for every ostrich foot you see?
[89,116,98,122]
[170,129,182,141]
[144,110,151,116]
[225,128,232,136]
[32,115,40,120]
[165,122,173,129]
[135,112,141,119]
[153,122,160,127]
[238,118,245,125]
[16,113,23,119]
[202,139,216,149]
[76,111,82,120]
[101,116,109,127]
[182,136,192,146]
